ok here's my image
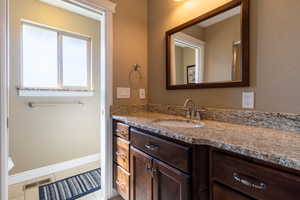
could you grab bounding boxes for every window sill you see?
[18,88,94,97]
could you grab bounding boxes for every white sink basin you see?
[154,119,205,128]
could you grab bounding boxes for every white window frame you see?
[20,21,93,92]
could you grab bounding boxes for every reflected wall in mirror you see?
[166,0,249,89]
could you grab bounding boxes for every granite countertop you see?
[112,112,300,171]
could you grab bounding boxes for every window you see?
[21,22,92,93]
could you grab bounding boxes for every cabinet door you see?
[130,147,153,200]
[212,183,253,200]
[153,159,190,200]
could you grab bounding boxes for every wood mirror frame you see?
[166,0,249,90]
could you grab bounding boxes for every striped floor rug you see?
[39,168,101,200]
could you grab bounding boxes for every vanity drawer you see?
[115,122,129,140]
[114,164,130,200]
[212,183,252,200]
[114,136,130,171]
[131,128,191,173]
[211,151,300,200]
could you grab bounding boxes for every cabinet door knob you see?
[233,172,267,190]
[145,163,152,171]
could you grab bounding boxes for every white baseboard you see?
[9,153,100,185]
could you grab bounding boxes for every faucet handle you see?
[195,111,201,120]
[194,107,207,120]
[185,109,191,119]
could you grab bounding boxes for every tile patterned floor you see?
[9,161,102,200]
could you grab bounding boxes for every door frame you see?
[171,32,205,85]
[0,0,116,199]
[0,0,9,199]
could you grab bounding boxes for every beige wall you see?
[204,14,241,82]
[112,0,148,105]
[182,25,204,41]
[148,0,300,114]
[9,0,101,174]
[174,15,240,84]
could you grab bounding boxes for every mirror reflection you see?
[171,6,241,85]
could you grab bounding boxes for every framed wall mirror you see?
[166,0,249,89]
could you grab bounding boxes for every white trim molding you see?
[9,154,101,185]
[0,0,9,199]
[100,10,116,199]
[173,32,206,47]
[36,0,116,199]
[18,89,94,97]
[39,0,116,18]
[78,0,116,13]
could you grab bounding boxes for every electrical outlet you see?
[117,87,130,99]
[243,92,254,109]
[139,89,146,99]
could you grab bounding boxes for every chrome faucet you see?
[183,98,201,120]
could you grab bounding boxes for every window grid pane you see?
[21,23,91,90]
[62,35,89,88]
[22,24,58,88]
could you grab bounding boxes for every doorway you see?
[0,0,116,199]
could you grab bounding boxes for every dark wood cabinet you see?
[114,121,200,200]
[130,146,190,200]
[113,122,131,200]
[114,137,130,171]
[210,150,300,200]
[130,147,153,200]
[114,164,130,200]
[131,128,191,173]
[113,119,300,200]
[212,183,252,200]
[115,122,130,140]
[192,146,209,200]
[153,159,190,200]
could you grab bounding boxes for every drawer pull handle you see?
[145,163,152,171]
[145,143,159,151]
[152,168,158,179]
[233,172,266,190]
[116,152,126,157]
[116,129,127,135]
[116,180,125,188]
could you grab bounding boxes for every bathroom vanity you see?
[113,119,207,200]
[112,112,300,200]
[111,0,300,199]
